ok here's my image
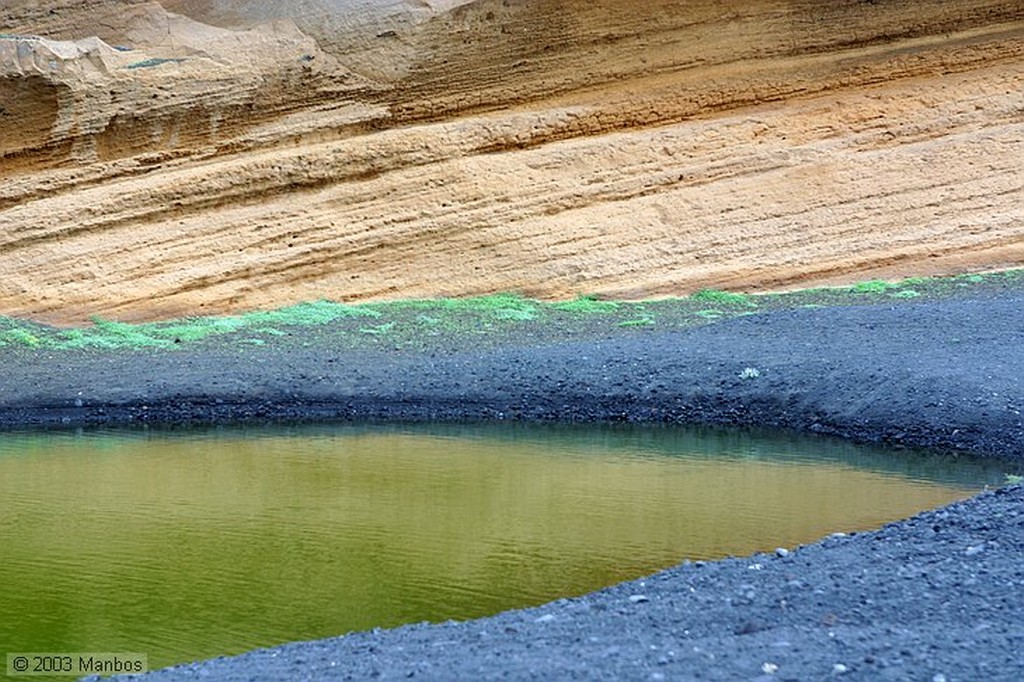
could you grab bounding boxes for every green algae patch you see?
[0,270,1019,353]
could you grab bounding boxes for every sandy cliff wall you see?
[1,0,1022,323]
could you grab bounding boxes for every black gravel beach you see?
[3,289,1023,681]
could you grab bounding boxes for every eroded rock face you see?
[1,1,1022,323]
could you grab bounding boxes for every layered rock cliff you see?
[1,0,1022,323]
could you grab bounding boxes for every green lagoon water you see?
[0,423,1009,671]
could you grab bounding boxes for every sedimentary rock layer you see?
[1,0,1022,323]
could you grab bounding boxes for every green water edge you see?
[0,270,1020,354]
[1,421,1017,673]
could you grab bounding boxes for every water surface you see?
[0,423,1008,670]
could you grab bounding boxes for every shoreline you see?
[4,289,1023,680]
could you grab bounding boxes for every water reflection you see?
[0,423,1010,669]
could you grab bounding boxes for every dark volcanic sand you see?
[3,291,1023,681]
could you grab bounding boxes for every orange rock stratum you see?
[1,0,1022,324]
